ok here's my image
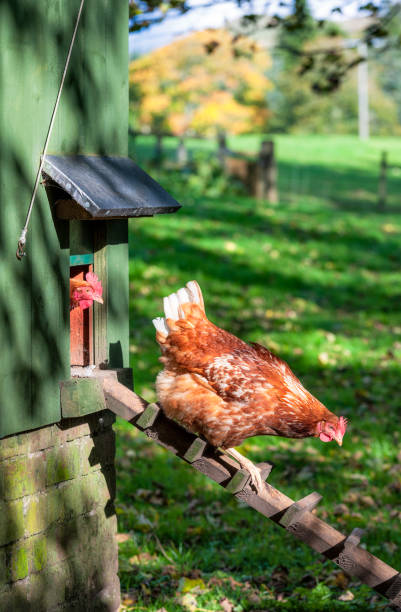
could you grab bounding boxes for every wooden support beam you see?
[385,574,401,608]
[100,377,400,609]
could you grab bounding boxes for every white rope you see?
[16,0,86,260]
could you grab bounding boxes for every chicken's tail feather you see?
[152,280,205,339]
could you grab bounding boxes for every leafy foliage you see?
[129,0,401,91]
[117,133,401,611]
[130,29,271,137]
[268,35,400,135]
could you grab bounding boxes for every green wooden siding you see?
[0,0,128,437]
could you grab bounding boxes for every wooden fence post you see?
[378,151,387,210]
[217,131,228,166]
[255,140,278,203]
[154,133,163,165]
[176,137,188,166]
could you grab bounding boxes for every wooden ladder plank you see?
[101,377,401,610]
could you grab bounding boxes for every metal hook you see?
[16,240,26,261]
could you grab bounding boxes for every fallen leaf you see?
[135,513,155,532]
[162,564,179,578]
[382,223,398,234]
[177,593,198,612]
[116,533,131,543]
[343,491,359,504]
[360,495,375,508]
[318,352,330,365]
[293,347,304,355]
[338,590,354,601]
[129,552,157,565]
[224,241,237,252]
[122,596,136,605]
[186,525,204,536]
[219,597,234,612]
[384,542,398,554]
[178,577,206,594]
[188,568,203,579]
[333,503,349,516]
[334,571,349,589]
[141,583,151,596]
[247,592,261,605]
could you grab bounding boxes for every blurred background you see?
[117,2,401,610]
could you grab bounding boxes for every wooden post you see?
[217,131,228,166]
[176,137,188,166]
[154,133,163,165]
[378,151,387,210]
[255,140,278,203]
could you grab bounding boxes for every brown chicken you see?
[153,281,347,491]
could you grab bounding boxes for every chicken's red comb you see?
[85,272,103,296]
[338,416,348,435]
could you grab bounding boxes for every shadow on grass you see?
[130,211,401,316]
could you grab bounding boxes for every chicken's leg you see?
[223,447,264,493]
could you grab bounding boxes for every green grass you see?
[116,134,401,611]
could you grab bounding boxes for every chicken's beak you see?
[93,295,104,304]
[333,432,343,446]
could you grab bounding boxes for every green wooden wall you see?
[0,0,128,438]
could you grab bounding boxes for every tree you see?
[267,21,400,136]
[129,1,401,92]
[130,29,271,137]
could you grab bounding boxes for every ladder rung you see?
[344,527,365,548]
[225,468,250,494]
[257,462,274,480]
[136,403,160,429]
[183,437,207,463]
[280,491,322,528]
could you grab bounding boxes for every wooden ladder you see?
[102,377,401,609]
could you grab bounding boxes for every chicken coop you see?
[0,1,179,610]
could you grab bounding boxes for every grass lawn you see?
[116,133,401,611]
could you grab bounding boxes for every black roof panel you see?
[43,155,181,218]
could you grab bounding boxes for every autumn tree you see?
[130,29,271,138]
[129,1,401,93]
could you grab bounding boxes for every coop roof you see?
[43,155,181,219]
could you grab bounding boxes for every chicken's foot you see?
[223,447,264,493]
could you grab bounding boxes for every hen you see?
[70,272,103,310]
[153,281,347,492]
